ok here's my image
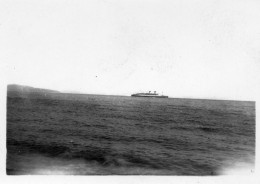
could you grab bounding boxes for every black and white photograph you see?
[1,0,260,181]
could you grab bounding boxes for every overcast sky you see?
[1,0,260,100]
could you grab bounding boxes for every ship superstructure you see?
[131,91,168,98]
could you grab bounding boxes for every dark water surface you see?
[7,92,255,175]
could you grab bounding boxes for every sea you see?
[6,92,255,175]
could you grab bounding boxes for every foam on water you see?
[217,156,255,175]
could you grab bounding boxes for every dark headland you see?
[8,84,60,93]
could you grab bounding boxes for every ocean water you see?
[6,92,255,175]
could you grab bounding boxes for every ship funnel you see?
[154,91,156,94]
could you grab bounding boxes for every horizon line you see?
[7,84,255,103]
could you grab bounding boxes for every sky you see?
[1,0,260,100]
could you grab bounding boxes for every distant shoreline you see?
[7,84,255,103]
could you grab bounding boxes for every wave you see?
[7,140,165,170]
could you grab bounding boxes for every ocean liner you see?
[131,91,168,98]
